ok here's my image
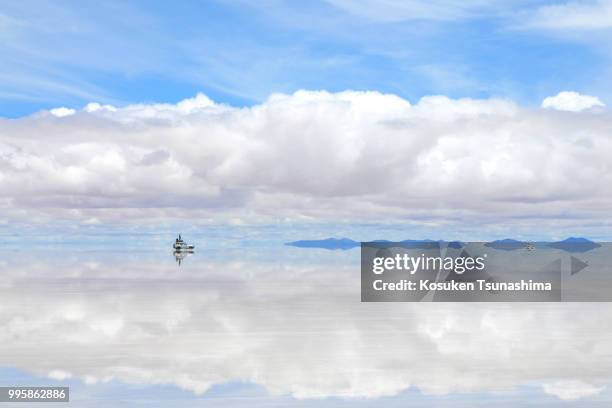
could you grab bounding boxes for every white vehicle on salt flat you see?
[173,234,195,251]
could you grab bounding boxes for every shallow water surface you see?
[0,237,611,407]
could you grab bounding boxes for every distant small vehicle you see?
[173,234,195,251]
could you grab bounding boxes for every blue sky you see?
[1,0,611,117]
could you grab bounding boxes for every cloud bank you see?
[1,90,612,230]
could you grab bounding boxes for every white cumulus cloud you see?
[49,107,76,117]
[542,91,605,112]
[1,90,612,231]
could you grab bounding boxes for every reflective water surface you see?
[1,237,612,407]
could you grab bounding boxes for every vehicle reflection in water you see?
[173,250,194,265]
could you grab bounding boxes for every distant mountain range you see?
[485,239,529,251]
[285,238,360,250]
[546,237,601,252]
[285,238,444,250]
[286,237,601,252]
[485,237,601,253]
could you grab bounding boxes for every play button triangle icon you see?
[570,256,588,275]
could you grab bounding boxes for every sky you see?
[2,0,612,117]
[2,0,612,236]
